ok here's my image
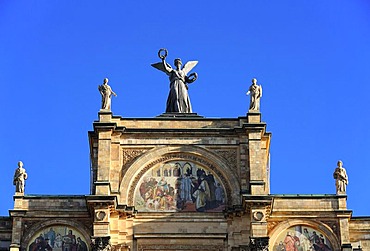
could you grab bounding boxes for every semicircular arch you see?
[269,219,340,251]
[119,145,241,207]
[22,219,91,250]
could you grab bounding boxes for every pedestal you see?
[247,111,261,123]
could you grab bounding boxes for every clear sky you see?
[1,1,369,216]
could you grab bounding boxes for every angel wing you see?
[151,62,172,74]
[182,61,198,75]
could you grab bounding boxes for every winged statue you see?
[151,48,198,113]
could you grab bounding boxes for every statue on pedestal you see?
[98,78,117,110]
[246,78,262,111]
[151,48,198,113]
[13,161,28,193]
[333,160,348,194]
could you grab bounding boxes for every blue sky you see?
[1,1,369,216]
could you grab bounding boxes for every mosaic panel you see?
[272,225,333,251]
[27,225,88,251]
[134,161,226,212]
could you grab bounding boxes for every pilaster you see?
[87,195,116,239]
[94,111,117,195]
[246,112,270,195]
[335,195,352,248]
[243,195,272,250]
[9,193,27,251]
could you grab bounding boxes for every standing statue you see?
[98,78,117,110]
[151,49,198,113]
[13,161,28,193]
[333,160,348,194]
[246,78,262,111]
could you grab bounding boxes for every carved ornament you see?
[252,211,264,221]
[95,211,106,221]
[212,149,238,173]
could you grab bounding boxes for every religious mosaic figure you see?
[283,232,299,251]
[151,48,198,113]
[333,160,348,194]
[246,78,262,111]
[13,161,27,193]
[192,174,211,212]
[76,237,88,251]
[98,78,117,110]
[62,229,76,251]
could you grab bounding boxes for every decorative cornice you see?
[223,205,245,219]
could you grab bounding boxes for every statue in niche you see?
[98,78,117,110]
[13,161,28,193]
[151,48,198,113]
[246,78,262,111]
[333,160,348,194]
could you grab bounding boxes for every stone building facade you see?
[0,110,369,251]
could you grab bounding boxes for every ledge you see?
[134,233,227,239]
[271,194,347,199]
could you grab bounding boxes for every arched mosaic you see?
[27,225,89,251]
[134,160,227,212]
[271,225,333,251]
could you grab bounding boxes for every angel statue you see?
[151,49,198,113]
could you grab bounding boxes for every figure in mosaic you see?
[13,161,28,193]
[98,78,117,110]
[192,174,211,212]
[62,229,76,251]
[151,48,198,113]
[76,237,88,251]
[333,160,348,194]
[246,78,262,111]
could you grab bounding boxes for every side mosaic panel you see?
[27,226,89,251]
[134,161,226,212]
[272,225,333,251]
